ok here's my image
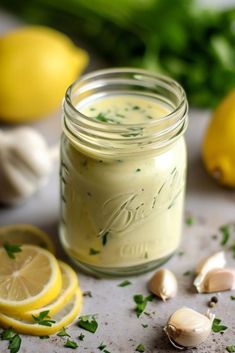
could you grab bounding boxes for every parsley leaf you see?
[133,294,154,318]
[220,225,230,245]
[78,333,85,341]
[231,295,235,300]
[141,324,148,328]
[83,291,92,298]
[32,310,55,327]
[8,334,21,353]
[96,113,108,122]
[136,343,145,352]
[64,339,78,349]
[89,248,100,255]
[212,318,228,333]
[101,232,109,246]
[136,168,141,172]
[57,327,70,337]
[77,315,98,333]
[3,243,22,259]
[227,346,235,352]
[98,342,107,350]
[1,328,15,340]
[39,336,49,339]
[185,216,194,225]
[183,270,192,276]
[118,280,132,287]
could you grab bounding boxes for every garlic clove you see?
[195,268,235,293]
[195,251,226,276]
[148,268,177,301]
[164,307,214,349]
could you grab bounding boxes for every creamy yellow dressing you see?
[60,94,186,271]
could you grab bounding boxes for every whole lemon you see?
[202,90,235,187]
[0,26,88,123]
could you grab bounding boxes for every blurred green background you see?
[1,0,235,108]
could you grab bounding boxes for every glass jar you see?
[60,68,188,276]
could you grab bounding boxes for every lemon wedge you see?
[0,224,55,254]
[20,261,78,320]
[0,289,82,335]
[0,245,62,314]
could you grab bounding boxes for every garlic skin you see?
[164,307,214,349]
[194,251,226,290]
[195,268,235,293]
[0,127,58,205]
[148,269,177,301]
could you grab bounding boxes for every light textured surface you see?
[1,8,235,353]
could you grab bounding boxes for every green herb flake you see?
[185,216,194,225]
[1,328,15,340]
[77,315,98,333]
[83,291,92,298]
[133,294,154,318]
[3,242,22,259]
[220,225,230,245]
[98,342,107,350]
[8,334,21,353]
[101,231,109,246]
[141,324,148,328]
[39,336,49,339]
[96,113,108,122]
[136,343,145,352]
[183,270,192,276]
[136,168,141,172]
[178,251,184,256]
[64,339,78,349]
[57,327,70,337]
[89,248,100,255]
[212,318,228,333]
[226,346,235,352]
[133,106,140,110]
[118,280,132,287]
[32,310,56,327]
[230,295,235,300]
[78,333,85,341]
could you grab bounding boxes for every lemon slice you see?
[20,261,78,320]
[0,224,55,254]
[0,288,82,335]
[0,245,62,314]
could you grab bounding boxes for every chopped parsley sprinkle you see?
[1,328,15,340]
[77,315,98,333]
[98,342,107,350]
[101,231,109,246]
[141,324,148,328]
[183,270,192,276]
[83,291,92,298]
[220,225,231,245]
[136,168,141,172]
[133,294,154,318]
[96,113,109,122]
[78,333,85,341]
[178,251,184,256]
[226,346,235,352]
[212,318,228,333]
[39,336,49,339]
[185,216,194,225]
[64,339,78,349]
[133,106,140,110]
[32,310,55,327]
[136,343,145,352]
[230,295,235,300]
[8,334,21,353]
[89,248,100,255]
[3,242,22,259]
[57,327,70,337]
[118,280,132,287]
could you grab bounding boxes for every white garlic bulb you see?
[0,127,58,205]
[194,251,226,290]
[195,268,235,293]
[164,307,214,349]
[148,268,177,301]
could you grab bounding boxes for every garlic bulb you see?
[164,307,214,349]
[148,269,177,301]
[195,268,235,293]
[194,251,226,290]
[0,127,58,205]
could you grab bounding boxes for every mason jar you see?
[60,68,188,276]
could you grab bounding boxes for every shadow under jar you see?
[60,68,188,276]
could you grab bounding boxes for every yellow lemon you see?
[20,261,78,321]
[202,90,235,187]
[0,245,62,314]
[0,26,89,123]
[0,224,55,254]
[0,288,82,335]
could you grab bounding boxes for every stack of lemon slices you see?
[0,224,82,336]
